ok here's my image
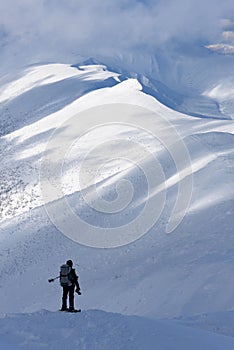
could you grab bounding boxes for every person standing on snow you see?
[60,259,81,312]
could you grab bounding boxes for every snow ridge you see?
[0,55,234,349]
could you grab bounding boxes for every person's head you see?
[66,260,73,267]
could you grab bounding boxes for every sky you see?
[0,0,234,68]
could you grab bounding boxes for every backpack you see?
[60,264,73,287]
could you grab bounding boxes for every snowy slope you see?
[0,52,234,349]
[1,310,234,350]
[91,44,234,120]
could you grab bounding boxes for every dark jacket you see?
[69,268,79,289]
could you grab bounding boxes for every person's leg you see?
[61,287,69,310]
[68,285,75,310]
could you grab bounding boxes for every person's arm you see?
[73,269,81,294]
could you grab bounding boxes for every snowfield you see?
[1,310,234,350]
[0,45,234,349]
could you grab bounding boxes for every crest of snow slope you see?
[91,42,234,121]
[1,310,234,350]
[0,60,234,348]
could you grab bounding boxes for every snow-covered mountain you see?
[0,37,234,349]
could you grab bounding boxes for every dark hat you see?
[66,260,73,267]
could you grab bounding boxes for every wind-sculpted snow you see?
[0,64,122,136]
[0,61,234,349]
[86,47,234,120]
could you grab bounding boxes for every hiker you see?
[60,259,81,312]
[48,259,82,312]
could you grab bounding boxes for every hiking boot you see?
[60,307,68,311]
